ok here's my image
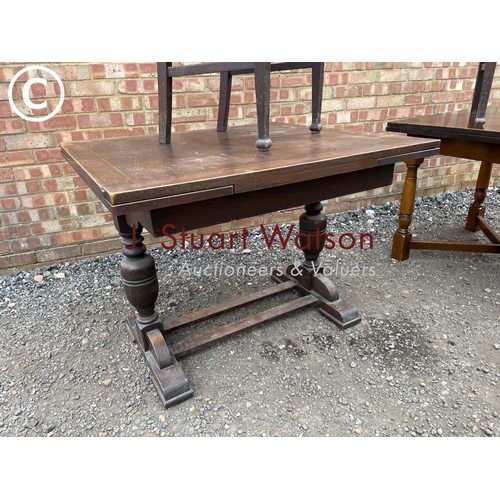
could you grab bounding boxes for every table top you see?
[61,124,439,209]
[386,106,500,144]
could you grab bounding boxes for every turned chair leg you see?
[310,62,324,133]
[254,62,272,151]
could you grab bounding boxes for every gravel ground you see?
[1,187,500,438]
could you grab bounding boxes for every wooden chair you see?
[157,62,324,151]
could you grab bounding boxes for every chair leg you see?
[157,62,173,144]
[254,62,272,151]
[470,62,496,125]
[310,62,324,133]
[217,71,232,132]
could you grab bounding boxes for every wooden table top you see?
[61,124,439,209]
[386,106,500,144]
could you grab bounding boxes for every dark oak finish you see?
[158,62,324,151]
[471,62,496,125]
[61,124,439,408]
[387,106,500,260]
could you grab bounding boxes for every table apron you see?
[124,163,395,236]
[439,138,500,164]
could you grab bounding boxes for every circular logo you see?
[8,65,65,122]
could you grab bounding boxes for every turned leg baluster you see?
[465,160,493,232]
[115,215,193,408]
[116,218,161,340]
[391,158,424,261]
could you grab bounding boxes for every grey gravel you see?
[1,186,500,437]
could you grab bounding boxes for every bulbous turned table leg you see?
[391,158,424,261]
[465,160,493,232]
[296,201,327,288]
[118,220,160,339]
[115,216,193,408]
[273,202,360,329]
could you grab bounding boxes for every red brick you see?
[55,130,103,143]
[77,113,123,129]
[56,228,101,245]
[432,92,455,103]
[58,218,74,231]
[80,239,122,256]
[280,75,309,87]
[68,81,115,96]
[0,83,17,100]
[0,182,18,196]
[0,102,15,117]
[56,206,71,218]
[0,252,36,269]
[13,165,60,181]
[1,197,20,210]
[9,235,57,252]
[0,224,30,240]
[25,180,41,194]
[0,166,13,182]
[187,94,219,107]
[97,96,143,112]
[71,189,90,202]
[123,112,156,126]
[169,78,204,93]
[92,63,138,79]
[61,98,96,114]
[72,176,88,188]
[51,64,90,81]
[27,115,77,132]
[102,127,147,138]
[146,95,159,110]
[75,203,92,216]
[4,133,55,151]
[347,86,363,97]
[346,97,376,110]
[139,63,157,77]
[0,118,26,135]
[30,220,62,234]
[34,148,64,163]
[1,210,31,225]
[21,192,69,208]
[42,179,58,192]
[118,80,158,94]
[36,244,82,263]
[0,240,9,254]
[0,65,32,83]
[27,207,52,221]
[359,109,387,121]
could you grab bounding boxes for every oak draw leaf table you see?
[61,124,439,408]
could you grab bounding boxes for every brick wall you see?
[1,62,499,271]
